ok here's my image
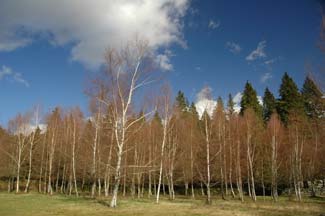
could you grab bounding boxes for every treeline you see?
[0,42,324,206]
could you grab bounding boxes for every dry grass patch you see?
[0,193,324,216]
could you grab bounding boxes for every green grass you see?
[0,193,324,216]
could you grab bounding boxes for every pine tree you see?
[175,90,188,111]
[263,87,276,122]
[277,72,304,124]
[153,111,162,125]
[240,81,262,116]
[227,94,235,115]
[216,96,224,111]
[189,102,199,119]
[301,76,324,119]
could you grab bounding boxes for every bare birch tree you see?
[25,106,41,192]
[92,38,157,207]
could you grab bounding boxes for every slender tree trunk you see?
[156,115,168,204]
[16,155,21,193]
[38,137,46,193]
[205,116,211,204]
[91,118,98,198]
[110,139,123,207]
[25,133,36,193]
[72,119,79,197]
[47,130,56,195]
[271,135,278,201]
[236,139,244,202]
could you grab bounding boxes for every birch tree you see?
[93,38,157,207]
[156,85,172,203]
[25,106,41,193]
[8,113,30,193]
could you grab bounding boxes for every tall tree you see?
[8,113,31,193]
[213,97,227,199]
[227,94,235,115]
[156,85,172,203]
[175,90,188,111]
[24,106,41,193]
[277,72,304,124]
[263,88,277,122]
[46,107,62,195]
[189,102,199,119]
[96,39,157,207]
[202,110,212,204]
[240,82,262,116]
[301,76,324,119]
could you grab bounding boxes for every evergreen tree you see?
[217,96,224,111]
[227,94,235,115]
[175,90,188,111]
[240,81,262,116]
[153,111,162,125]
[262,87,276,122]
[301,76,324,119]
[277,72,304,124]
[189,102,199,119]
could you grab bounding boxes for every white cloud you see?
[195,86,217,118]
[226,41,242,54]
[260,72,272,83]
[0,0,189,69]
[208,19,220,29]
[156,53,173,71]
[0,65,29,87]
[233,92,242,113]
[257,96,263,106]
[246,40,267,61]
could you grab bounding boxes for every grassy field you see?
[0,193,324,216]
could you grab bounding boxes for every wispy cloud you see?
[0,38,32,52]
[246,40,267,61]
[264,58,276,65]
[226,41,242,54]
[208,19,220,29]
[260,72,272,83]
[0,65,29,87]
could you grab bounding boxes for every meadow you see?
[0,193,324,216]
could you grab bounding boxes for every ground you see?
[0,193,324,216]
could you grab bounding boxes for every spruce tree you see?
[277,72,304,124]
[217,96,224,110]
[175,90,188,111]
[301,76,323,119]
[227,94,235,115]
[240,81,262,116]
[189,102,199,119]
[153,110,162,124]
[262,87,276,122]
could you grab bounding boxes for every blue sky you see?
[0,0,323,125]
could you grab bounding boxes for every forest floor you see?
[0,192,324,216]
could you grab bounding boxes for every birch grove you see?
[0,45,324,208]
